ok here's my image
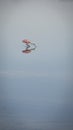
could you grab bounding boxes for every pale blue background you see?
[0,0,73,130]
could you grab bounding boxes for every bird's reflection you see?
[22,43,36,54]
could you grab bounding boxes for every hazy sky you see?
[0,0,73,129]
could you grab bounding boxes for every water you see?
[0,77,73,130]
[0,0,73,129]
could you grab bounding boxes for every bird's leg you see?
[26,44,30,50]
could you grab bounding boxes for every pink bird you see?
[21,39,36,54]
[22,39,31,44]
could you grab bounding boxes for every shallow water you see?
[0,0,73,129]
[0,77,73,130]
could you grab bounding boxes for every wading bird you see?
[22,39,36,54]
